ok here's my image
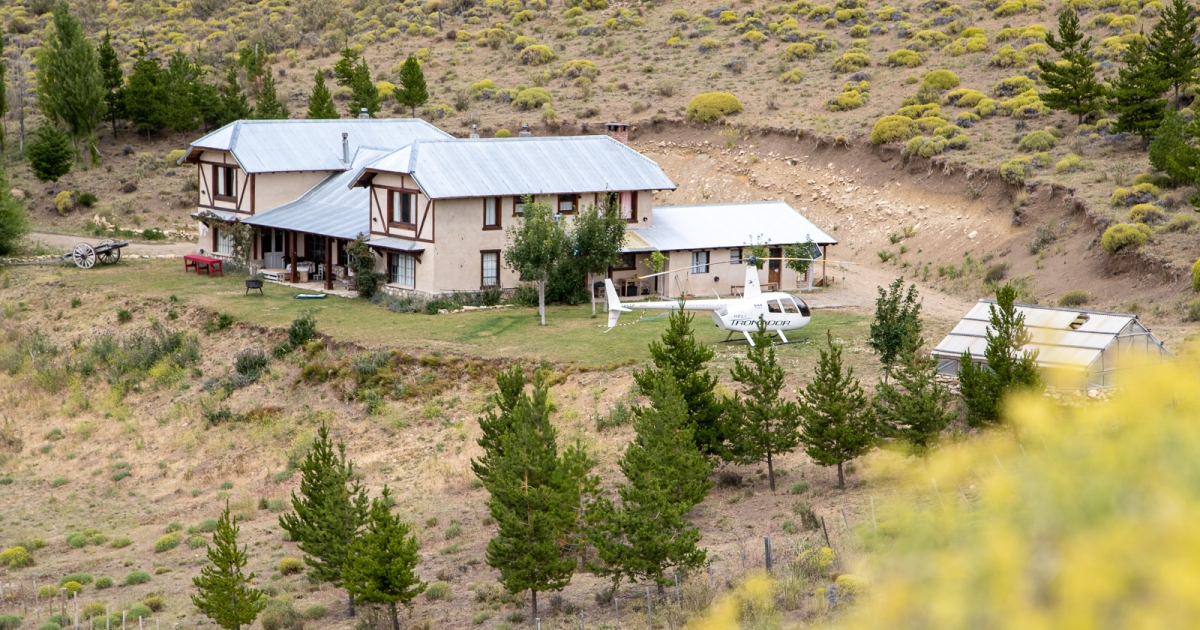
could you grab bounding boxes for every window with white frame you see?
[389,252,415,287]
[390,190,416,225]
[213,165,236,199]
[730,248,743,265]
[691,251,710,273]
[215,227,234,254]
[481,251,500,287]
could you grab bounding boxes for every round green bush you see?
[302,605,328,620]
[1018,130,1057,152]
[781,43,817,60]
[921,69,960,91]
[38,622,60,630]
[279,557,304,575]
[1058,290,1090,307]
[0,546,33,569]
[65,533,88,549]
[61,581,83,596]
[0,615,21,630]
[95,577,113,589]
[36,585,54,599]
[494,129,512,138]
[519,44,555,66]
[686,92,744,123]
[128,605,153,620]
[831,51,870,73]
[945,88,986,107]
[560,59,599,79]
[59,573,93,586]
[1166,213,1198,232]
[125,570,152,586]
[512,87,552,111]
[1129,203,1167,224]
[1101,223,1151,254]
[143,595,164,611]
[154,533,181,553]
[885,49,925,67]
[904,136,947,158]
[897,102,940,118]
[974,97,998,117]
[871,115,916,144]
[110,537,132,549]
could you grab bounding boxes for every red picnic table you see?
[184,254,224,278]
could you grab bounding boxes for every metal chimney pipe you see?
[342,133,349,163]
[470,124,479,139]
[358,108,369,119]
[518,123,531,137]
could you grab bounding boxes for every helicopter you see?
[603,256,814,346]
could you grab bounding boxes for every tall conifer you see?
[342,487,425,630]
[306,71,339,119]
[254,68,289,120]
[216,66,251,127]
[192,503,265,630]
[1110,36,1169,142]
[1148,0,1199,109]
[279,424,369,616]
[97,30,122,139]
[162,52,203,133]
[874,344,955,457]
[798,331,875,488]
[122,44,164,134]
[1038,8,1105,122]
[958,283,1042,427]
[395,55,429,117]
[35,2,104,155]
[333,48,379,118]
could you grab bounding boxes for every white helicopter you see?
[603,257,814,346]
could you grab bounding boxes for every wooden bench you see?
[184,254,223,278]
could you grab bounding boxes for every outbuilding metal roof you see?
[180,119,452,174]
[350,135,676,199]
[931,300,1172,370]
[241,148,393,240]
[623,201,837,253]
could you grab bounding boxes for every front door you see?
[768,247,782,287]
[262,229,286,269]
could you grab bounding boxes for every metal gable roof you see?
[623,201,838,253]
[241,147,393,240]
[350,135,677,198]
[181,119,452,174]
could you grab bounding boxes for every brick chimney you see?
[605,122,629,144]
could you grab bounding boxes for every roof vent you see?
[518,123,532,138]
[341,133,349,164]
[358,108,370,120]
[1070,313,1090,330]
[469,124,479,139]
[605,122,629,144]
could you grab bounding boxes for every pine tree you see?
[97,29,122,139]
[216,66,251,127]
[559,438,604,568]
[0,34,8,151]
[1148,111,1200,185]
[34,2,104,155]
[631,309,725,458]
[162,51,203,133]
[1148,0,1199,109]
[395,55,429,117]
[723,319,800,492]
[342,487,425,630]
[333,48,379,118]
[27,123,72,194]
[477,370,574,620]
[191,503,265,630]
[798,331,875,488]
[958,283,1042,427]
[874,344,956,457]
[253,68,289,120]
[237,45,267,93]
[279,424,369,616]
[122,43,165,135]
[868,277,923,383]
[306,71,339,119]
[595,375,711,593]
[1037,8,1105,123]
[0,166,31,256]
[1110,36,1169,142]
[472,366,547,483]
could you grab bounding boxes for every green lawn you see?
[49,258,867,366]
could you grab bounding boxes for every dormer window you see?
[213,165,236,200]
[389,190,417,227]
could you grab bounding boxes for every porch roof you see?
[623,201,837,252]
[368,236,426,254]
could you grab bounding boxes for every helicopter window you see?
[768,300,783,313]
[781,297,800,314]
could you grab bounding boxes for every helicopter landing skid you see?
[719,331,808,346]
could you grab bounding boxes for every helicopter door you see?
[786,296,811,317]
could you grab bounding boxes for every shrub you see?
[154,533,181,553]
[781,43,816,60]
[560,59,599,79]
[1058,290,1090,307]
[125,571,152,586]
[897,102,940,119]
[921,69,960,90]
[1054,153,1091,174]
[279,557,304,575]
[1129,203,1167,224]
[110,537,132,548]
[425,581,452,600]
[287,312,317,347]
[885,49,925,67]
[142,595,164,612]
[944,88,986,107]
[95,577,113,589]
[686,92,744,123]
[0,616,21,630]
[0,546,33,568]
[302,605,327,621]
[519,44,555,65]
[234,349,269,379]
[37,585,54,599]
[871,116,916,144]
[1110,183,1159,206]
[1193,259,1200,292]
[831,51,870,73]
[984,263,1010,283]
[61,581,83,595]
[187,535,208,549]
[59,573,93,586]
[204,313,234,334]
[779,69,804,84]
[38,621,60,630]
[904,136,946,157]
[66,533,89,548]
[974,97,998,117]
[1018,130,1057,152]
[827,83,868,111]
[128,605,153,620]
[1101,223,1151,254]
[513,87,552,110]
[1000,155,1036,184]
[1166,213,1198,233]
[77,191,98,207]
[117,309,133,323]
[992,75,1036,97]
[165,521,182,534]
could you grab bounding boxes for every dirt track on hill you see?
[28,231,200,256]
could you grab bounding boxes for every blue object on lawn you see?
[294,294,327,299]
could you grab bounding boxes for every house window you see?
[214,227,234,254]
[213,165,236,199]
[389,252,415,287]
[304,234,326,264]
[691,251,710,274]
[557,194,577,214]
[514,197,529,216]
[611,252,636,271]
[390,190,417,226]
[730,248,743,265]
[481,251,500,288]
[619,191,637,222]
[484,197,501,229]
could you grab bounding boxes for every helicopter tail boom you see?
[603,279,632,329]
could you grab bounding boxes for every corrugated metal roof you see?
[350,135,677,198]
[192,209,242,222]
[242,148,393,240]
[931,300,1164,370]
[623,201,837,253]
[181,119,452,174]
[368,237,426,253]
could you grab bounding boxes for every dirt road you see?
[28,231,199,257]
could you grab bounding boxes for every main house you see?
[181,119,835,297]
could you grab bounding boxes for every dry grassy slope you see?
[0,264,906,630]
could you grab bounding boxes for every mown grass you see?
[39,259,866,366]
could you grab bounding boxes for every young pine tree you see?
[0,34,8,151]
[342,487,425,630]
[631,309,725,457]
[306,71,339,119]
[868,277,923,383]
[253,68,290,120]
[191,503,265,630]
[395,55,429,117]
[1148,0,1199,109]
[122,44,165,135]
[97,29,123,139]
[874,342,956,457]
[0,166,31,256]
[559,438,605,568]
[723,320,800,492]
[1037,8,1105,123]
[1148,111,1200,185]
[595,375,711,594]
[162,51,203,133]
[35,1,105,153]
[27,123,72,194]
[333,48,379,118]
[798,331,875,488]
[478,370,574,620]
[1110,36,1169,143]
[958,283,1042,427]
[216,66,251,127]
[279,424,369,616]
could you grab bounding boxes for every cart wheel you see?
[72,243,96,269]
[97,238,120,264]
